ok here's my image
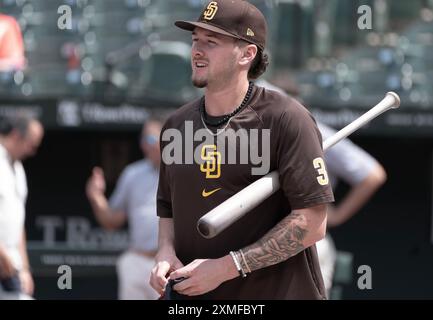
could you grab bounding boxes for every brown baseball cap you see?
[175,0,267,51]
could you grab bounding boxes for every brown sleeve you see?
[157,125,173,218]
[275,100,334,210]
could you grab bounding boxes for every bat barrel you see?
[197,221,212,238]
[197,171,280,238]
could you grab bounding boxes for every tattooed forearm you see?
[241,211,309,272]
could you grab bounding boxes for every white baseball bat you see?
[197,92,400,239]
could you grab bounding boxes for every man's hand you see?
[0,248,15,279]
[169,255,238,296]
[86,167,106,199]
[84,167,126,229]
[19,269,34,296]
[150,252,184,296]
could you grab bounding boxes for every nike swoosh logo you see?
[202,188,222,198]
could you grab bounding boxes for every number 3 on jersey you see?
[313,157,329,186]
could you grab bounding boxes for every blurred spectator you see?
[256,79,387,295]
[0,114,44,300]
[0,13,25,71]
[315,122,387,294]
[86,119,162,300]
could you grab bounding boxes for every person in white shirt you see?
[0,114,44,300]
[315,122,386,294]
[256,79,387,295]
[86,119,162,300]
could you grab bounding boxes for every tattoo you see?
[242,211,308,272]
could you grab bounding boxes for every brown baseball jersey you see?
[157,84,334,299]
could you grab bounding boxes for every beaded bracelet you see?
[239,249,252,274]
[230,251,247,278]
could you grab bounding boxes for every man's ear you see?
[239,44,258,67]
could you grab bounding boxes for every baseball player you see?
[150,0,334,299]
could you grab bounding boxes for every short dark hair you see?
[248,49,269,80]
[0,114,34,137]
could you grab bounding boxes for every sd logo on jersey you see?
[200,145,221,179]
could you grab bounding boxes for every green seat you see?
[90,0,151,13]
[128,40,199,104]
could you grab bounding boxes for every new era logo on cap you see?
[175,0,267,51]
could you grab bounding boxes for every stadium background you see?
[1,0,432,299]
